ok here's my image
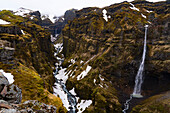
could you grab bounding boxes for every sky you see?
[0,0,163,16]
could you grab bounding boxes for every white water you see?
[133,25,148,96]
[53,43,77,113]
[122,25,148,113]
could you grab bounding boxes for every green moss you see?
[131,91,170,113]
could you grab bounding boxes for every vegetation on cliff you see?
[61,1,169,112]
[0,10,66,112]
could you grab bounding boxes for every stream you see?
[53,43,77,113]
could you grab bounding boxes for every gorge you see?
[0,0,169,113]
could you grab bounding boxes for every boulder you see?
[0,109,20,113]
[4,84,22,104]
[0,72,9,99]
[17,100,57,113]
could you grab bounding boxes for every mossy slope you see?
[61,1,169,112]
[0,10,66,112]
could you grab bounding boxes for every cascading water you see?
[132,24,148,97]
[53,43,77,113]
[122,25,148,113]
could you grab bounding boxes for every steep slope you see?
[131,91,170,113]
[60,1,169,112]
[0,10,66,112]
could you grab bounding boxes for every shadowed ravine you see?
[122,25,148,113]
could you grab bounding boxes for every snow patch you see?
[99,74,104,81]
[21,30,25,35]
[94,79,96,85]
[77,100,92,113]
[70,59,76,64]
[30,16,34,19]
[129,3,139,11]
[148,21,151,24]
[146,10,153,13]
[69,87,76,96]
[99,84,103,88]
[108,15,111,19]
[0,69,14,84]
[80,60,84,64]
[141,14,146,18]
[77,65,92,80]
[54,43,63,54]
[15,7,33,17]
[0,19,10,25]
[53,83,70,110]
[55,68,68,83]
[102,9,108,21]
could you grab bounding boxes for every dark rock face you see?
[40,9,77,37]
[0,26,22,35]
[64,9,77,22]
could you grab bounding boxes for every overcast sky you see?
[1,0,163,16]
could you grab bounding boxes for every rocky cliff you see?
[60,1,169,112]
[0,10,66,112]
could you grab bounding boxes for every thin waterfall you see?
[132,25,148,97]
[122,25,148,113]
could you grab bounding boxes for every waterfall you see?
[132,25,148,97]
[122,25,148,113]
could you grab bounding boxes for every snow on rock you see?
[77,65,92,80]
[21,30,25,35]
[77,100,92,113]
[94,79,96,85]
[70,59,76,64]
[80,60,84,64]
[54,43,63,54]
[141,13,146,18]
[69,87,77,96]
[49,15,56,23]
[148,21,152,24]
[99,74,104,81]
[99,84,103,88]
[15,7,33,17]
[30,16,34,19]
[53,83,70,110]
[102,9,108,21]
[146,10,153,13]
[55,68,68,83]
[0,69,14,84]
[108,15,111,19]
[129,3,139,11]
[41,14,57,23]
[0,19,10,25]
